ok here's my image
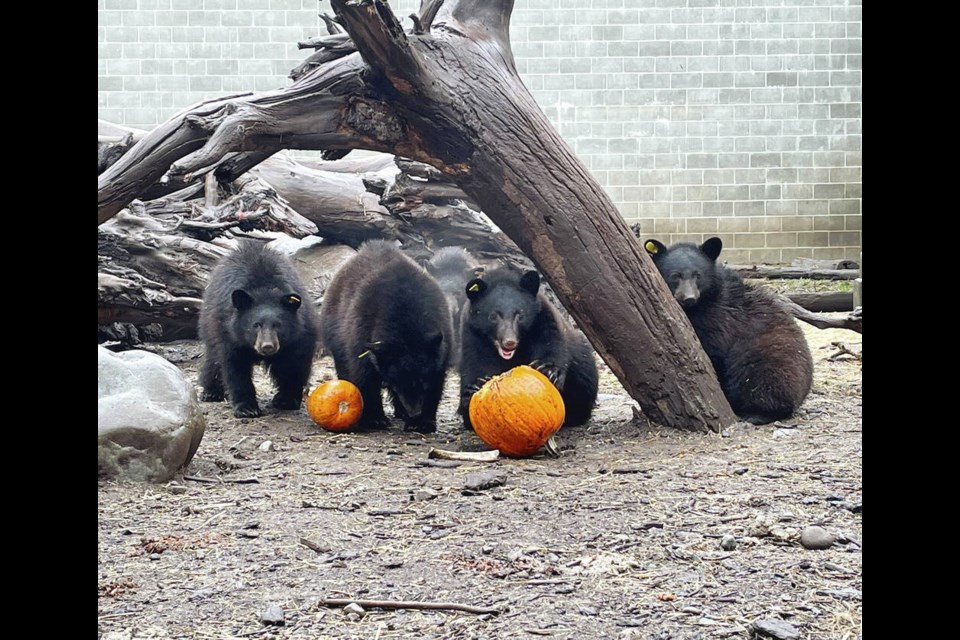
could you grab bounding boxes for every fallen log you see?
[779,297,862,333]
[731,265,859,281]
[785,291,853,313]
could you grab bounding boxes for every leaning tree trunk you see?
[97,0,736,431]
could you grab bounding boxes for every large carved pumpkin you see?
[307,380,364,432]
[468,365,565,457]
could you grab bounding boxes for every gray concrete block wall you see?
[98,0,862,264]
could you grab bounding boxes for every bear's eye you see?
[693,272,701,280]
[670,272,682,281]
[253,322,262,329]
[489,312,500,321]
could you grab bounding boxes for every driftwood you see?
[731,265,859,281]
[791,257,860,270]
[97,150,529,343]
[780,297,862,334]
[97,0,737,431]
[785,291,853,313]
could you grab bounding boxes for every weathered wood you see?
[779,296,862,334]
[96,0,737,430]
[731,265,859,280]
[791,257,860,270]
[785,291,853,312]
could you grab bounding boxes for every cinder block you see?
[733,233,765,249]
[687,217,719,233]
[718,217,750,233]
[187,10,220,26]
[703,201,734,217]
[704,169,736,184]
[734,200,765,216]
[719,185,750,201]
[828,231,861,247]
[844,215,862,231]
[829,199,861,215]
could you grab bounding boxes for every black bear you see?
[198,241,319,418]
[425,246,480,367]
[644,237,813,424]
[458,265,599,429]
[321,240,453,433]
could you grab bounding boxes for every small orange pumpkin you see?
[307,380,364,432]
[468,365,565,457]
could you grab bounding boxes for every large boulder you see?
[98,346,205,482]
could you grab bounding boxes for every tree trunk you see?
[96,0,736,431]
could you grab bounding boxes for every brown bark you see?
[96,0,736,430]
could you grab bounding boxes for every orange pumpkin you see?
[468,365,565,457]
[307,380,364,432]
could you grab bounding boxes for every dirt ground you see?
[98,323,862,640]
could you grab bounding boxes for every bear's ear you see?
[232,289,254,311]
[644,239,667,258]
[520,270,541,296]
[465,278,487,300]
[700,237,723,261]
[283,294,302,309]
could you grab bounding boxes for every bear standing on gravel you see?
[645,237,813,424]
[458,265,599,429]
[321,240,453,433]
[198,241,319,418]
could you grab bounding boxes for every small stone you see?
[578,605,598,616]
[752,618,800,640]
[344,602,365,615]
[414,488,439,501]
[258,440,274,452]
[800,526,835,550]
[481,544,495,555]
[462,471,507,493]
[149,553,161,561]
[720,534,737,551]
[261,604,285,626]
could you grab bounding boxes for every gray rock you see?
[463,471,507,493]
[413,488,439,501]
[344,602,365,615]
[98,347,205,482]
[752,618,800,640]
[260,604,285,626]
[800,526,835,550]
[720,534,737,551]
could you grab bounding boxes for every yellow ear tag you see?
[468,283,480,292]
[644,241,658,254]
[358,350,370,359]
[288,295,301,304]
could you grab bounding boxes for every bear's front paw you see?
[271,393,302,411]
[464,376,492,396]
[530,360,564,388]
[200,389,224,402]
[233,402,262,418]
[404,418,437,434]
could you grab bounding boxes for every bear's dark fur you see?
[320,240,453,433]
[458,266,599,429]
[198,241,319,418]
[425,247,480,368]
[645,237,813,424]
